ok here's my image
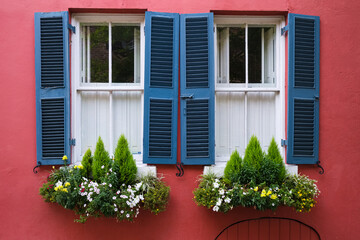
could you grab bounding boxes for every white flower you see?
[139,195,144,201]
[121,210,124,214]
[114,204,117,207]
[109,168,112,172]
[84,204,87,207]
[216,198,222,206]
[126,214,130,218]
[272,203,275,206]
[109,184,112,188]
[102,183,106,186]
[101,165,105,169]
[55,181,62,188]
[116,190,120,194]
[213,206,219,212]
[219,189,225,195]
[224,197,231,203]
[243,192,247,195]
[213,182,220,189]
[113,196,116,200]
[114,208,118,212]
[135,182,142,191]
[120,195,128,199]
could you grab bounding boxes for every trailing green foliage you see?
[141,175,170,215]
[92,137,111,181]
[194,136,320,213]
[224,150,242,184]
[113,135,137,186]
[81,149,93,178]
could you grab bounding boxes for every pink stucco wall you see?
[1,0,360,239]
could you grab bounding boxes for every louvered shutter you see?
[143,12,179,164]
[180,13,214,165]
[35,12,71,165]
[287,14,320,164]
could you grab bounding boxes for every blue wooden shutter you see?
[180,13,214,165]
[143,12,179,164]
[35,12,71,165]
[287,14,320,164]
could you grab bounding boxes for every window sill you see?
[203,162,298,177]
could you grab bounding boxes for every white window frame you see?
[207,15,297,175]
[70,14,146,165]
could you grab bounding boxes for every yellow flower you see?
[62,155,68,161]
[254,187,258,192]
[299,193,302,197]
[65,182,70,187]
[270,194,277,200]
[267,190,272,196]
[310,203,314,207]
[261,189,266,197]
[52,166,55,169]
[62,188,68,193]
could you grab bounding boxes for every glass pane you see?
[229,27,245,83]
[264,27,276,84]
[248,27,262,83]
[90,26,109,83]
[112,26,140,83]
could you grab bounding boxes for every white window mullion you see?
[244,24,248,144]
[108,22,114,157]
[87,26,90,83]
[261,28,265,84]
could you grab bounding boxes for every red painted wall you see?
[1,0,360,239]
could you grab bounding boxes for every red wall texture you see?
[1,0,360,239]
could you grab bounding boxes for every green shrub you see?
[92,137,111,181]
[242,136,264,184]
[81,149,93,178]
[224,150,242,184]
[113,135,137,186]
[265,138,286,184]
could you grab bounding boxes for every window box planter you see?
[193,136,320,213]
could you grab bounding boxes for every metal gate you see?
[215,217,320,240]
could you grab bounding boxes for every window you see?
[71,14,145,163]
[35,11,319,167]
[214,16,285,163]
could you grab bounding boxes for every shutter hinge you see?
[281,25,289,36]
[281,139,288,147]
[68,23,76,34]
[70,138,76,146]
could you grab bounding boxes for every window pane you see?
[248,27,262,83]
[229,27,245,83]
[90,26,109,83]
[264,27,276,84]
[112,26,140,83]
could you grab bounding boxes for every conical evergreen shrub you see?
[113,135,137,186]
[265,138,286,184]
[241,136,264,184]
[81,149,93,178]
[224,150,242,184]
[92,137,111,181]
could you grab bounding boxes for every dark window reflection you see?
[229,27,245,83]
[90,26,109,83]
[248,28,262,83]
[112,26,138,83]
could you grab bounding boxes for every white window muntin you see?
[71,14,145,163]
[214,16,286,163]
